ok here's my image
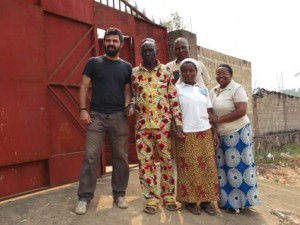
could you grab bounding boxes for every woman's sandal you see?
[186,203,201,215]
[144,198,158,214]
[163,195,179,211]
[226,208,242,214]
[200,202,216,216]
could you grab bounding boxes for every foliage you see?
[159,12,186,32]
[254,144,300,165]
[282,88,300,97]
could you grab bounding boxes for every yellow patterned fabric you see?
[132,61,182,130]
[175,130,219,203]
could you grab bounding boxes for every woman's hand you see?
[209,102,248,124]
[213,133,220,150]
[175,125,186,139]
[209,113,218,124]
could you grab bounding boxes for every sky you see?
[129,0,300,91]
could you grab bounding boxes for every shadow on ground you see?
[0,167,295,225]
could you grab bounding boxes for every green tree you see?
[160,12,185,32]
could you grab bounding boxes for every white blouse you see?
[210,80,250,135]
[176,82,212,133]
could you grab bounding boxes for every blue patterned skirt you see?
[216,123,260,209]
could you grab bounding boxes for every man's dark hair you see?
[104,27,124,43]
[218,64,233,76]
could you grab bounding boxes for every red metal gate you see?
[0,0,168,199]
[44,5,96,186]
[0,0,98,198]
[0,0,51,198]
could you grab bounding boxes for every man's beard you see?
[104,45,120,57]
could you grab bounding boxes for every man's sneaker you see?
[115,196,128,209]
[75,200,88,215]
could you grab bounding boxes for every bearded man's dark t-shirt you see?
[83,56,132,114]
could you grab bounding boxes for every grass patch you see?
[254,144,300,165]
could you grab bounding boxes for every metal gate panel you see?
[94,3,136,39]
[42,0,93,25]
[47,87,85,154]
[0,0,50,198]
[44,12,94,153]
[22,0,40,5]
[0,161,49,199]
[49,153,83,186]
[0,0,49,165]
[43,8,100,185]
[44,13,93,84]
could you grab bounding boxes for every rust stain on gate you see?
[0,0,169,199]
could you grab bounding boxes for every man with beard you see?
[131,39,184,214]
[75,27,133,215]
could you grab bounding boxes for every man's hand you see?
[80,110,92,125]
[125,103,135,117]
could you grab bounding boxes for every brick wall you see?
[253,89,300,136]
[198,46,254,131]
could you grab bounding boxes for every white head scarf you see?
[176,58,203,85]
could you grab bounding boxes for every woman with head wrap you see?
[174,58,220,215]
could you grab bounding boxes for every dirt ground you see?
[0,160,300,225]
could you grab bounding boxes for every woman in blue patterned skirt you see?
[209,64,260,214]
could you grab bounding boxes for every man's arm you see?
[166,70,182,127]
[199,61,211,86]
[124,83,132,107]
[167,75,185,138]
[124,83,134,116]
[79,75,92,124]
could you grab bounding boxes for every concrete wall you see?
[254,132,300,153]
[253,89,300,136]
[198,46,254,129]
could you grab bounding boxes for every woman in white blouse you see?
[174,58,219,215]
[209,64,260,214]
